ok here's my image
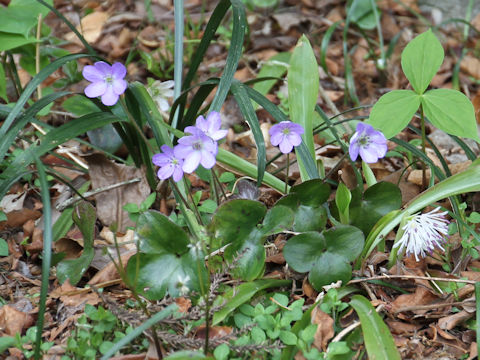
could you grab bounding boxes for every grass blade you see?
[349,295,401,360]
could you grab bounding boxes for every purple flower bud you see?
[269,121,304,154]
[82,61,127,106]
[349,123,388,163]
[152,145,184,182]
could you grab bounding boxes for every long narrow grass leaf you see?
[32,156,53,360]
[210,0,246,112]
[231,81,266,186]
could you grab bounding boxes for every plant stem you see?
[35,14,43,99]
[119,97,155,153]
[285,153,290,194]
[419,104,427,189]
[181,177,204,225]
[171,0,184,135]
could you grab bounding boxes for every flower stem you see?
[182,177,204,226]
[119,97,155,153]
[285,153,290,194]
[420,104,427,189]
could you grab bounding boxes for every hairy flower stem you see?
[182,177,204,226]
[420,104,427,189]
[211,170,227,203]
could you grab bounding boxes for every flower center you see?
[358,135,371,147]
[192,141,203,150]
[104,75,114,84]
[282,128,291,135]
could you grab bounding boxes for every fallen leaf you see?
[0,305,34,336]
[312,308,334,351]
[438,310,473,331]
[65,11,109,44]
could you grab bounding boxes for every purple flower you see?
[82,61,127,106]
[269,121,304,154]
[175,128,217,173]
[349,123,388,163]
[152,145,184,182]
[190,111,228,141]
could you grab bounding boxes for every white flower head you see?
[393,207,449,261]
[147,80,174,112]
[177,274,190,296]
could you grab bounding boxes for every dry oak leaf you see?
[65,11,109,44]
[312,308,334,351]
[0,305,34,336]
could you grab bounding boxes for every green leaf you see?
[422,89,480,142]
[252,52,290,102]
[349,182,402,235]
[212,279,292,325]
[288,35,319,180]
[0,32,37,51]
[348,0,377,30]
[279,331,298,345]
[56,202,96,285]
[0,0,52,37]
[210,0,246,112]
[136,211,189,254]
[0,238,8,256]
[164,351,212,360]
[260,205,294,236]
[214,344,230,360]
[0,63,7,102]
[283,226,364,290]
[349,295,401,359]
[335,182,351,224]
[62,95,100,116]
[401,29,444,94]
[0,337,15,354]
[368,90,420,139]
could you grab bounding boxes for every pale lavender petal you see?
[349,142,359,161]
[82,65,104,82]
[200,150,216,169]
[157,98,169,112]
[279,139,293,154]
[195,115,208,132]
[101,86,119,106]
[174,144,192,159]
[84,81,107,98]
[172,166,184,182]
[206,111,222,132]
[183,126,201,136]
[157,164,174,179]
[355,122,369,134]
[152,153,169,166]
[202,137,217,153]
[289,122,305,134]
[94,61,111,76]
[160,144,174,155]
[183,152,201,173]
[112,79,127,95]
[359,146,378,163]
[210,129,228,141]
[287,132,302,147]
[270,132,284,146]
[111,62,127,79]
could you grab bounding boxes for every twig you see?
[348,275,477,285]
[55,178,141,211]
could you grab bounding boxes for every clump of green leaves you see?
[63,304,148,360]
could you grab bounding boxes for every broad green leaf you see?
[260,205,294,236]
[0,238,8,256]
[283,225,364,290]
[0,0,52,37]
[350,295,401,359]
[0,32,37,51]
[348,0,377,30]
[368,89,420,139]
[56,202,96,285]
[288,35,319,180]
[336,182,351,224]
[401,29,444,94]
[164,351,212,360]
[422,89,480,142]
[349,182,402,235]
[136,210,189,254]
[0,337,15,353]
[62,95,100,116]
[212,279,291,325]
[289,179,330,206]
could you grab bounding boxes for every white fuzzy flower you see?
[147,80,174,112]
[393,207,449,261]
[177,274,190,296]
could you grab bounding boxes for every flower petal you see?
[112,79,127,95]
[359,146,379,163]
[174,144,192,159]
[82,65,104,82]
[152,153,169,166]
[270,132,284,146]
[182,152,201,173]
[101,86,119,106]
[84,81,107,98]
[279,139,294,154]
[157,164,174,180]
[349,142,359,161]
[94,61,111,75]
[200,150,216,169]
[172,166,184,182]
[287,132,302,147]
[111,62,127,79]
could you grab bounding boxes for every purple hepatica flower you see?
[269,121,304,154]
[191,111,228,142]
[349,122,388,163]
[152,145,184,182]
[175,128,217,173]
[83,61,127,106]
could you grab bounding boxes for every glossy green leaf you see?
[349,182,402,235]
[164,351,212,360]
[422,89,480,142]
[288,35,319,180]
[368,89,420,139]
[401,29,444,94]
[289,179,330,206]
[349,295,401,359]
[56,202,96,285]
[0,0,52,37]
[136,211,189,254]
[0,337,15,353]
[260,205,294,236]
[212,279,291,325]
[284,225,364,290]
